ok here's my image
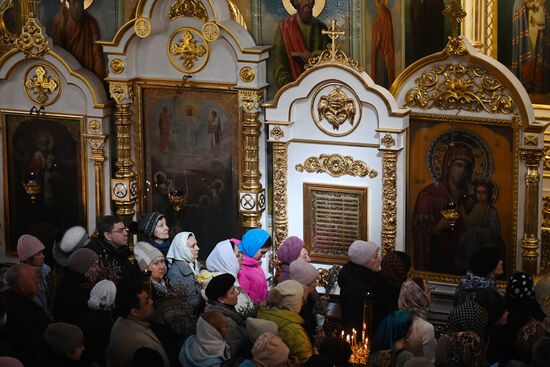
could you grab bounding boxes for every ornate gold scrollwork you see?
[445,37,467,56]
[15,18,48,58]
[109,58,125,74]
[109,82,132,105]
[202,22,219,42]
[381,133,396,148]
[295,154,378,178]
[239,66,255,83]
[405,64,516,115]
[381,150,399,256]
[270,126,284,141]
[239,90,262,113]
[0,0,16,48]
[273,142,289,249]
[169,0,208,22]
[317,86,356,131]
[169,29,208,73]
[305,20,364,73]
[24,65,60,106]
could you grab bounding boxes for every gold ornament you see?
[270,126,284,141]
[227,0,248,30]
[169,0,208,22]
[0,0,16,48]
[24,65,60,106]
[239,66,255,83]
[202,22,219,42]
[544,145,550,172]
[523,133,538,146]
[239,90,262,113]
[381,150,399,255]
[381,133,396,148]
[443,0,466,37]
[295,154,378,178]
[317,86,356,131]
[134,17,152,38]
[109,82,132,105]
[169,29,208,73]
[16,18,48,58]
[272,142,289,248]
[543,196,550,228]
[405,64,515,115]
[88,120,101,133]
[109,58,125,74]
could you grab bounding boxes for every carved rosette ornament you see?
[405,64,516,115]
[109,59,125,74]
[169,0,208,22]
[16,18,49,58]
[295,154,378,178]
[381,150,399,256]
[239,66,255,83]
[24,65,60,106]
[317,86,356,131]
[238,90,265,228]
[169,29,208,73]
[84,134,107,219]
[270,126,284,141]
[202,22,220,42]
[520,149,544,274]
[134,18,152,38]
[272,142,289,249]
[381,133,396,148]
[109,81,137,221]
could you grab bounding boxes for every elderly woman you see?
[138,212,171,256]
[398,278,435,360]
[134,241,170,300]
[277,236,310,283]
[258,280,313,364]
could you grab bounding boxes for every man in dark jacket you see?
[1,263,51,366]
[87,215,139,284]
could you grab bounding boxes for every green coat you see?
[257,307,313,363]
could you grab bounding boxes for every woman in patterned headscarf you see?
[446,331,487,367]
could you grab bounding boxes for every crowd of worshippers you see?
[0,213,549,367]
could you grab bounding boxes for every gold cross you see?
[322,20,345,58]
[442,0,466,37]
[25,66,58,104]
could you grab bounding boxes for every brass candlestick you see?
[440,202,460,230]
[22,172,41,202]
[168,190,188,212]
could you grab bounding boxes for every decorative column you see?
[461,0,496,57]
[238,90,266,229]
[520,149,544,274]
[109,82,137,224]
[379,131,401,256]
[272,141,288,250]
[84,134,107,222]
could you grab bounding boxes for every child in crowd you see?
[238,229,272,302]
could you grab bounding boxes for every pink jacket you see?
[238,255,268,302]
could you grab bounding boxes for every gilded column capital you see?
[84,134,106,162]
[520,149,544,166]
[239,90,263,113]
[109,82,133,105]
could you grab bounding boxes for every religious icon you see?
[371,0,396,88]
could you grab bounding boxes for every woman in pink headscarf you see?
[276,236,310,284]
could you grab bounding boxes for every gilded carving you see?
[15,18,48,58]
[544,146,550,171]
[109,58,125,74]
[239,90,262,113]
[520,149,544,166]
[443,0,466,36]
[381,133,396,148]
[239,66,255,83]
[24,65,60,106]
[0,0,16,48]
[227,0,247,30]
[86,135,106,162]
[273,142,289,249]
[381,150,399,256]
[543,196,550,228]
[88,120,101,133]
[405,64,516,115]
[270,126,284,141]
[305,20,364,73]
[134,17,152,38]
[169,0,208,22]
[109,82,133,105]
[169,29,208,73]
[202,22,220,42]
[523,133,538,146]
[445,37,467,56]
[317,86,356,131]
[295,154,378,178]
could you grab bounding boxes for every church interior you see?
[1,0,550,366]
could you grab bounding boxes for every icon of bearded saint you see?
[317,86,356,130]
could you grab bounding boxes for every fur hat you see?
[289,259,318,285]
[267,280,304,314]
[246,318,278,343]
[138,212,164,239]
[205,273,235,301]
[470,246,500,276]
[59,226,89,253]
[16,234,44,261]
[44,322,84,357]
[252,332,289,367]
[67,248,98,275]
[348,240,378,267]
[134,241,164,271]
[88,279,117,310]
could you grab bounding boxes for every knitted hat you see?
[252,332,289,367]
[278,236,305,265]
[67,248,99,275]
[506,272,535,300]
[138,212,163,239]
[246,317,278,342]
[205,273,235,301]
[470,246,500,277]
[16,234,44,261]
[134,241,164,271]
[289,259,318,285]
[59,226,89,253]
[381,251,411,287]
[88,279,117,310]
[348,240,378,267]
[267,280,304,314]
[44,322,84,357]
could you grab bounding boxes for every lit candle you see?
[341,330,344,339]
[346,335,350,344]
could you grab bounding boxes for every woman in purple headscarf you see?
[276,236,310,284]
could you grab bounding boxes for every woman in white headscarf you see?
[206,239,254,316]
[166,231,204,315]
